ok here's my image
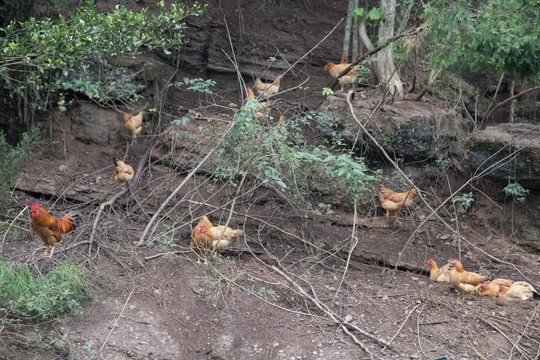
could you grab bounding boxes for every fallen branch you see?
[99,287,135,353]
[481,85,540,128]
[1,206,28,253]
[88,140,155,257]
[271,265,391,353]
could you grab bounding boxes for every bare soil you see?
[1,1,539,360]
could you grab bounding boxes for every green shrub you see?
[0,261,92,322]
[215,107,379,208]
[0,125,41,211]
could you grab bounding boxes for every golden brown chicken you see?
[427,259,451,283]
[455,282,476,295]
[246,86,271,120]
[324,62,359,90]
[254,75,283,98]
[476,278,515,297]
[340,55,348,64]
[123,111,144,141]
[499,281,538,301]
[378,183,418,222]
[190,215,243,264]
[113,157,134,185]
[449,259,488,288]
[30,203,81,258]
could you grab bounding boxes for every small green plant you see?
[435,158,452,170]
[503,183,529,203]
[0,261,92,322]
[0,125,41,211]
[353,7,382,20]
[322,87,334,96]
[452,192,474,214]
[172,77,216,94]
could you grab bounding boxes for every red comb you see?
[30,203,40,211]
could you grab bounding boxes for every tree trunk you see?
[377,0,403,98]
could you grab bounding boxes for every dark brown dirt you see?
[1,1,539,360]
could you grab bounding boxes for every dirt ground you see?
[1,1,540,359]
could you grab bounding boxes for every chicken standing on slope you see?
[427,258,452,283]
[246,86,271,120]
[499,281,539,301]
[123,111,144,142]
[449,259,488,289]
[30,203,81,258]
[113,157,134,185]
[190,215,244,264]
[324,62,359,90]
[378,183,418,223]
[254,74,283,98]
[476,278,515,297]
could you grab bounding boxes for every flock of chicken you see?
[428,258,538,301]
[26,67,537,303]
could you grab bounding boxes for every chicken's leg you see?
[48,245,56,258]
[42,245,50,257]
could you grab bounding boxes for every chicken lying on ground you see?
[123,111,144,142]
[476,278,515,297]
[378,183,418,223]
[30,203,81,258]
[449,259,488,289]
[190,215,244,264]
[113,157,134,185]
[254,74,283,98]
[427,259,452,283]
[246,86,271,120]
[455,282,477,295]
[499,281,539,301]
[324,62,359,90]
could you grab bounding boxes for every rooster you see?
[113,157,134,185]
[254,74,283,98]
[378,183,418,223]
[190,215,243,264]
[30,203,81,258]
[123,111,144,142]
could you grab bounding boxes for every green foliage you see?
[503,183,529,203]
[422,0,540,81]
[172,77,216,94]
[0,1,203,111]
[322,87,334,96]
[452,192,474,214]
[353,7,382,20]
[0,126,41,211]
[215,108,379,208]
[0,261,92,322]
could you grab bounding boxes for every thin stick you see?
[137,132,231,246]
[477,316,531,360]
[382,303,421,352]
[1,206,28,252]
[99,287,135,353]
[89,140,155,256]
[335,200,358,296]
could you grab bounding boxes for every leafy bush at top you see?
[422,0,540,82]
[0,261,92,322]
[0,125,41,212]
[0,1,203,113]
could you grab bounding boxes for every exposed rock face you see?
[465,123,540,189]
[71,103,122,146]
[317,92,463,161]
